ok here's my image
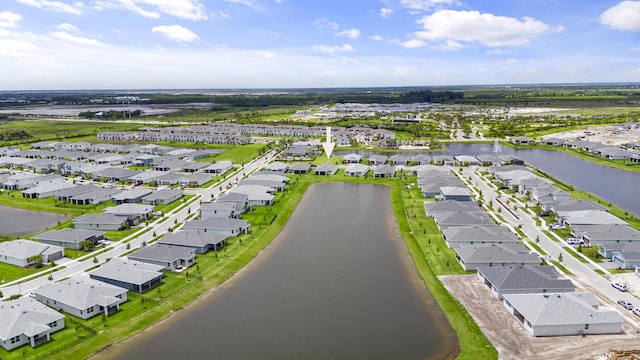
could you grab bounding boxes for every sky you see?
[0,0,639,90]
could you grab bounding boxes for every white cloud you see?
[336,28,360,39]
[51,31,103,45]
[313,44,353,54]
[486,48,511,55]
[380,8,393,18]
[400,38,426,48]
[55,23,78,32]
[0,11,22,28]
[400,0,457,11]
[16,0,83,15]
[225,0,266,13]
[211,10,230,18]
[435,39,463,51]
[152,25,199,43]
[601,1,640,32]
[94,0,207,21]
[313,18,339,30]
[370,35,384,41]
[260,51,275,58]
[415,10,562,47]
[501,58,518,65]
[634,47,640,52]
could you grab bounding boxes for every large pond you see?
[335,144,640,217]
[97,183,459,359]
[0,204,71,236]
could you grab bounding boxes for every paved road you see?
[459,166,640,326]
[0,148,279,297]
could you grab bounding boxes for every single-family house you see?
[155,172,188,186]
[439,186,474,201]
[92,167,140,183]
[432,211,494,229]
[89,258,164,293]
[477,265,575,300]
[442,225,519,248]
[21,182,77,199]
[344,163,369,177]
[314,162,338,175]
[130,170,168,185]
[216,193,250,215]
[0,240,64,267]
[502,292,622,337]
[204,161,234,175]
[264,161,289,173]
[200,201,235,219]
[540,137,565,147]
[388,154,410,165]
[34,277,128,320]
[103,203,154,225]
[183,173,212,187]
[558,210,628,227]
[512,136,533,145]
[237,180,285,192]
[453,155,480,166]
[454,243,539,271]
[73,214,128,231]
[0,297,65,350]
[367,155,388,165]
[181,161,210,173]
[183,218,250,237]
[141,188,183,205]
[68,186,122,205]
[111,188,154,204]
[228,185,274,206]
[33,229,105,250]
[373,165,395,178]
[55,184,101,202]
[572,224,640,248]
[288,163,312,174]
[342,153,362,164]
[423,200,481,217]
[128,244,195,271]
[611,250,640,270]
[158,231,228,253]
[598,241,640,259]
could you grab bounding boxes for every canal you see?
[97,183,459,359]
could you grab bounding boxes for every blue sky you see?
[0,0,639,90]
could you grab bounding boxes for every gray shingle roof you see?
[455,243,538,263]
[0,297,65,340]
[502,292,622,326]
[129,244,195,262]
[158,231,227,248]
[34,228,104,244]
[0,240,63,260]
[184,218,249,230]
[89,258,164,285]
[477,265,575,292]
[34,277,127,310]
[90,258,164,286]
[442,225,518,243]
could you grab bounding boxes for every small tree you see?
[558,253,563,263]
[93,256,98,264]
[126,243,131,250]
[535,235,540,243]
[48,274,53,281]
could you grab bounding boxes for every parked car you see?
[539,211,551,217]
[550,223,564,230]
[633,308,640,317]
[618,299,634,310]
[612,282,628,292]
[567,238,584,245]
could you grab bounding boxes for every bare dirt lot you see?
[439,274,640,360]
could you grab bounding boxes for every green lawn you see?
[213,143,267,164]
[0,262,43,283]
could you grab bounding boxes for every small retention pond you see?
[97,183,459,359]
[0,204,70,236]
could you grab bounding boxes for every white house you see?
[0,297,65,350]
[502,292,622,337]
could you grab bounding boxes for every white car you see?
[612,282,628,292]
[633,308,640,317]
[618,299,633,310]
[567,238,584,245]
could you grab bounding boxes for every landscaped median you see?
[1,170,496,360]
